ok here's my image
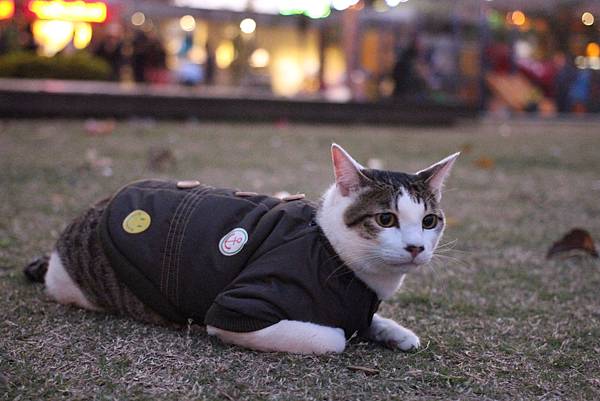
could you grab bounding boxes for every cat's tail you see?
[23,255,49,283]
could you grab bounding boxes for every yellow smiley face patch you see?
[122,210,151,234]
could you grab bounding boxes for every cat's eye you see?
[375,213,397,228]
[422,214,438,230]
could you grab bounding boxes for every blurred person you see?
[19,23,37,53]
[424,36,455,92]
[392,37,423,97]
[93,27,124,81]
[486,40,511,74]
[553,51,576,113]
[568,68,591,114]
[204,41,215,85]
[132,30,149,83]
[588,71,600,113]
[176,32,202,86]
[0,24,17,55]
[145,32,168,84]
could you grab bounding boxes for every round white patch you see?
[218,228,248,256]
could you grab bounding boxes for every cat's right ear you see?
[416,152,460,201]
[331,143,364,197]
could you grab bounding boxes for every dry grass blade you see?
[347,365,380,375]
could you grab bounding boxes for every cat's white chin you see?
[382,255,430,270]
[383,261,419,273]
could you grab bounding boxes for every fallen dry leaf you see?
[547,228,598,259]
[147,147,176,172]
[84,148,113,176]
[84,119,116,136]
[473,156,495,170]
[460,143,474,155]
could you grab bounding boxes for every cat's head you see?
[318,144,459,298]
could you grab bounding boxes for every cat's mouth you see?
[384,260,419,270]
[384,258,428,269]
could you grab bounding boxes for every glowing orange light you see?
[510,10,526,26]
[0,0,15,20]
[587,42,600,58]
[28,0,107,23]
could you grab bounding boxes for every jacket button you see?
[234,191,259,197]
[177,180,201,189]
[282,193,305,201]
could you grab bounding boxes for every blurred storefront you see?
[3,0,600,113]
[106,1,349,99]
[0,0,482,103]
[102,0,481,103]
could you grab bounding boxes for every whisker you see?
[431,253,471,269]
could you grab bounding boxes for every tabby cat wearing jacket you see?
[26,144,458,354]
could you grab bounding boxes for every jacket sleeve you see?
[203,233,359,335]
[203,246,294,332]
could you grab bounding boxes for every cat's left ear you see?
[417,152,460,201]
[331,143,366,197]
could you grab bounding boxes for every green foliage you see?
[0,51,110,80]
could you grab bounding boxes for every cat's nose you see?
[405,245,425,258]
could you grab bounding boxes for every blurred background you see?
[2,0,600,119]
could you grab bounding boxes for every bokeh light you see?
[385,0,407,6]
[249,48,270,68]
[331,0,359,11]
[582,12,594,26]
[239,18,256,34]
[179,15,196,32]
[586,42,600,58]
[216,40,235,68]
[131,11,145,26]
[0,0,15,20]
[510,10,526,26]
[73,22,92,49]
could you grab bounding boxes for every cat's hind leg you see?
[44,250,101,311]
[207,320,346,354]
[24,254,49,283]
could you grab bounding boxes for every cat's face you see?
[343,169,445,269]
[323,144,458,276]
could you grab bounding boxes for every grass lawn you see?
[1,119,599,400]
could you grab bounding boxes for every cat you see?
[25,144,458,354]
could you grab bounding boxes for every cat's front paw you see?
[383,327,420,351]
[370,316,420,352]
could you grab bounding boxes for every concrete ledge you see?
[0,79,477,125]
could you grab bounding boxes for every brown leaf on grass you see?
[547,228,599,259]
[347,365,380,375]
[147,147,176,172]
[84,119,116,136]
[83,148,113,176]
[460,143,473,154]
[473,156,495,170]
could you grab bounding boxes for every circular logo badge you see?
[122,210,151,234]
[219,228,248,256]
